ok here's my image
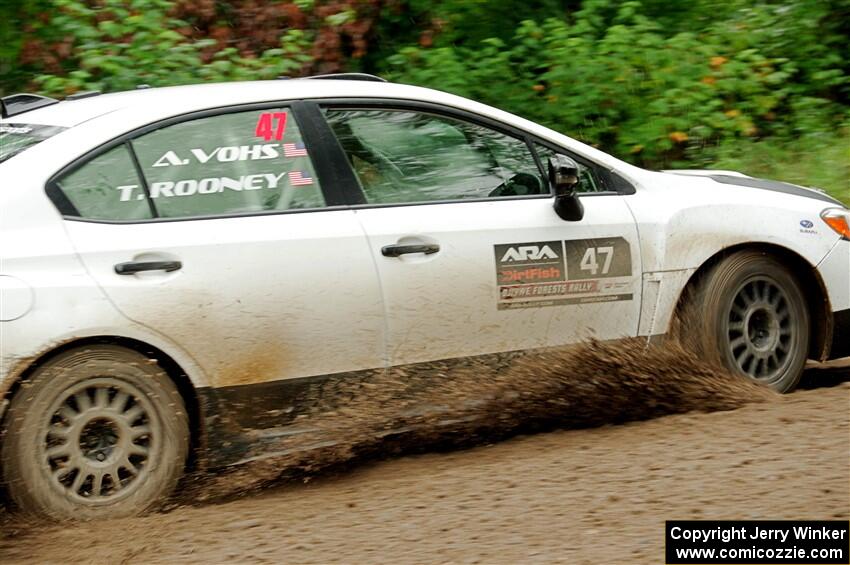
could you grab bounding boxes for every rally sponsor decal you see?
[494,237,632,309]
[495,241,564,285]
[114,172,306,202]
[150,141,308,169]
[152,143,282,168]
[563,237,632,280]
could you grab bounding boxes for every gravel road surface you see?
[1,363,846,565]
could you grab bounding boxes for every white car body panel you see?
[0,160,210,388]
[621,169,844,334]
[660,169,750,178]
[61,210,386,387]
[355,196,641,366]
[2,80,647,179]
[1,79,847,406]
[818,239,850,312]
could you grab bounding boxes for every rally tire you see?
[1,345,189,520]
[679,251,809,393]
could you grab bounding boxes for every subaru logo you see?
[800,220,814,228]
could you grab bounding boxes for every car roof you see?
[1,78,639,174]
[0,80,466,127]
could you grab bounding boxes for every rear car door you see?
[321,103,642,367]
[48,103,385,387]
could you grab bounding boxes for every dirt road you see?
[1,366,847,564]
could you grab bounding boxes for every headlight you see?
[821,208,850,240]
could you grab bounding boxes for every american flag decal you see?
[289,171,313,186]
[283,142,308,157]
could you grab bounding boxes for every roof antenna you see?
[66,91,101,100]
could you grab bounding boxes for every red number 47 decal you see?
[255,112,287,141]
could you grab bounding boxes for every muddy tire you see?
[1,345,189,520]
[678,251,809,393]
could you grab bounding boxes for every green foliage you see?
[386,1,849,167]
[5,0,849,180]
[32,0,312,96]
[710,130,850,205]
[0,0,50,96]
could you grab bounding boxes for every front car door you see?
[319,102,642,368]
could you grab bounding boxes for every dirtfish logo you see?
[501,245,560,263]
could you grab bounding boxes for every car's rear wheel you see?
[679,251,809,392]
[1,345,188,520]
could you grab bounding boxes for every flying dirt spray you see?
[183,338,776,504]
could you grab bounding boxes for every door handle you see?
[381,243,440,258]
[114,260,182,275]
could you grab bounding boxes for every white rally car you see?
[1,75,848,519]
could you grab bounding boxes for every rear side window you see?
[58,145,153,221]
[54,108,325,221]
[0,124,66,164]
[132,110,324,218]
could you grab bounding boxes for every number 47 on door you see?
[580,246,614,276]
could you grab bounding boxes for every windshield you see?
[0,123,67,164]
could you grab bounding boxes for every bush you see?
[710,131,850,205]
[30,0,312,96]
[5,0,848,187]
[386,0,849,168]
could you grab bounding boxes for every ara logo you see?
[500,244,560,263]
[800,219,814,228]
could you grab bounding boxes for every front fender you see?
[626,173,841,337]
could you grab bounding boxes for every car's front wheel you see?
[679,251,810,392]
[1,345,189,520]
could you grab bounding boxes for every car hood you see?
[660,169,844,206]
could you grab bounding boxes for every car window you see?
[324,109,547,204]
[131,109,324,218]
[54,108,325,221]
[0,123,66,164]
[57,144,154,221]
[534,144,602,194]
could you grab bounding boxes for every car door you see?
[321,104,642,367]
[49,104,385,387]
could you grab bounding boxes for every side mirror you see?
[548,155,584,221]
